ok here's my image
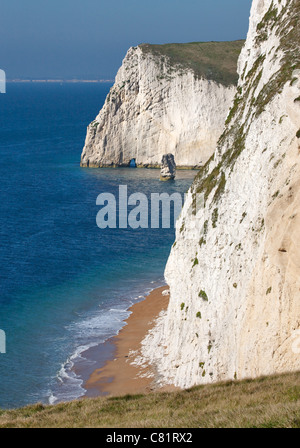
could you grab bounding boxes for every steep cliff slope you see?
[80,41,243,168]
[139,0,300,388]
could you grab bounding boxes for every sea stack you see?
[160,154,176,181]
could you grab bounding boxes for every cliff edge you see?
[80,41,243,168]
[138,0,300,388]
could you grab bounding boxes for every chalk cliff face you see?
[80,43,239,168]
[138,0,300,388]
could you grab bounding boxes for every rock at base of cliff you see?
[160,154,176,181]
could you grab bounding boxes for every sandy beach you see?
[84,286,175,397]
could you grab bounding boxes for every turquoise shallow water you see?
[0,83,196,408]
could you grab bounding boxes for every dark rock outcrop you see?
[160,154,176,181]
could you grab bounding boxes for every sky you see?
[0,0,252,79]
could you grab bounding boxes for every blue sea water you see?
[0,83,196,409]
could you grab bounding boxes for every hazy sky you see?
[0,0,252,79]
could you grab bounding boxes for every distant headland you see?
[6,79,114,83]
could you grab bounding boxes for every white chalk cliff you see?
[80,42,241,168]
[138,0,300,388]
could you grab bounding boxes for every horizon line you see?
[6,78,114,83]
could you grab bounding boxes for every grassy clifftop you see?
[0,372,299,428]
[139,40,245,86]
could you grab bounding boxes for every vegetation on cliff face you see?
[139,40,244,87]
[191,0,299,215]
[0,372,299,428]
[254,0,300,116]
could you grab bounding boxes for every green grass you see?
[0,372,299,428]
[199,290,208,301]
[139,40,244,86]
[192,257,199,268]
[212,208,219,228]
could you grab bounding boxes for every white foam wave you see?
[48,280,166,404]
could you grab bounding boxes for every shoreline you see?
[83,286,177,397]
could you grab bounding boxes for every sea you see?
[0,82,196,409]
